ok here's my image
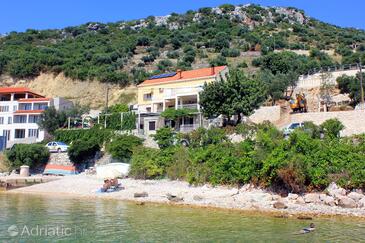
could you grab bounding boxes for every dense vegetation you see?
[129,120,365,192]
[5,144,49,169]
[0,4,364,85]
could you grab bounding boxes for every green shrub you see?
[320,118,344,139]
[129,146,164,179]
[5,144,49,169]
[153,127,175,149]
[166,146,190,180]
[106,135,142,161]
[54,128,114,145]
[68,139,100,164]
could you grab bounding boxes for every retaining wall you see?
[290,110,365,136]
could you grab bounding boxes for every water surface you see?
[0,193,364,242]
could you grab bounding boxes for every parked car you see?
[45,141,69,153]
[283,122,304,137]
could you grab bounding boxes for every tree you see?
[107,135,142,161]
[38,107,67,134]
[337,72,365,106]
[320,119,344,139]
[319,72,335,111]
[200,69,267,123]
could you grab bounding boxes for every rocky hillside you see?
[0,3,364,107]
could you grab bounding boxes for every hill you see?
[0,3,365,107]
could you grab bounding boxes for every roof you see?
[14,110,44,114]
[0,87,44,97]
[18,98,50,102]
[139,66,227,86]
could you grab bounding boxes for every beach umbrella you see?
[96,168,121,179]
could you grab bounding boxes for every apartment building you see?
[137,66,228,135]
[0,87,72,148]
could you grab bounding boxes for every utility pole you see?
[360,58,364,110]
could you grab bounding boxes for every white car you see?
[283,122,304,137]
[46,141,69,153]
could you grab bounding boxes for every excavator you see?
[289,93,308,113]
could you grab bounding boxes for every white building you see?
[0,87,72,148]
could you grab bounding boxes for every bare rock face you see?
[338,197,357,208]
[273,200,288,209]
[319,194,336,206]
[295,197,306,205]
[347,192,364,202]
[134,192,148,198]
[287,193,299,200]
[166,193,183,202]
[193,195,203,201]
[304,193,321,203]
[358,197,365,208]
[327,182,347,198]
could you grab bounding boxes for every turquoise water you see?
[0,193,364,242]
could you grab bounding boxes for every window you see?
[7,117,12,124]
[14,115,27,123]
[28,115,40,123]
[146,107,152,112]
[33,103,48,110]
[3,130,10,141]
[19,103,32,110]
[143,93,152,101]
[28,129,39,138]
[14,129,25,139]
[0,117,3,124]
[148,121,156,131]
[13,105,17,112]
[0,106,9,112]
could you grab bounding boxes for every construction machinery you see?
[289,93,307,113]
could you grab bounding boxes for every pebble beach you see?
[5,174,365,218]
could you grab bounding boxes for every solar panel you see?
[148,72,177,80]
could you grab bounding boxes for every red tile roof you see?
[139,66,227,86]
[18,98,50,102]
[0,87,44,97]
[14,110,44,114]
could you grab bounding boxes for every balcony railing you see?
[178,124,200,133]
[177,104,199,110]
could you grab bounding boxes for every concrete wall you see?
[290,110,365,136]
[249,106,281,124]
[296,70,358,89]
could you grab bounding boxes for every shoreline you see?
[3,175,365,220]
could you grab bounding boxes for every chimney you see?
[211,66,215,75]
[177,69,182,79]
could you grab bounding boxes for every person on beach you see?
[101,179,111,192]
[296,223,316,234]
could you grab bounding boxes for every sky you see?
[0,0,364,34]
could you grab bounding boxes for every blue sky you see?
[0,0,364,34]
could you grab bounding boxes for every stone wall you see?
[290,110,365,136]
[249,106,281,124]
[296,69,358,89]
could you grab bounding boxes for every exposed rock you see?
[338,197,357,208]
[134,192,148,198]
[319,194,336,206]
[193,195,203,201]
[273,200,288,209]
[295,197,306,205]
[327,182,346,198]
[297,216,313,220]
[347,192,364,202]
[304,193,321,203]
[287,193,299,200]
[166,193,183,202]
[358,197,365,208]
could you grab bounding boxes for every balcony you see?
[178,124,200,133]
[177,104,199,110]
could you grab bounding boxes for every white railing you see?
[178,124,200,133]
[178,104,198,110]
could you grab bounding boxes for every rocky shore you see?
[6,175,365,218]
